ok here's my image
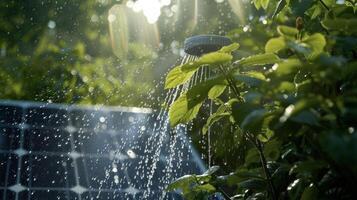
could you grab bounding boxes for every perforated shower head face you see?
[184,35,232,56]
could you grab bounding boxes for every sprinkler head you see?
[184,35,232,56]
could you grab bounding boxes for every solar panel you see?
[0,100,205,200]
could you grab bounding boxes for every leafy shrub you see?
[165,1,357,199]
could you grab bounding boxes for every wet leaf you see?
[322,18,357,33]
[277,26,299,38]
[208,84,227,99]
[168,94,203,127]
[241,109,267,132]
[165,66,195,89]
[236,53,280,67]
[219,42,240,53]
[193,184,216,192]
[166,174,195,192]
[265,37,287,53]
[198,52,233,65]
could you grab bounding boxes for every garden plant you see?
[165,0,357,199]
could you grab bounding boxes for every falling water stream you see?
[140,53,213,199]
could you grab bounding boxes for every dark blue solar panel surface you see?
[0,101,205,200]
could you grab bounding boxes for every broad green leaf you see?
[166,174,195,191]
[245,148,260,165]
[181,52,232,72]
[199,52,233,65]
[261,0,269,9]
[238,178,267,191]
[257,128,274,142]
[236,53,280,67]
[277,26,299,38]
[277,81,295,92]
[165,66,195,89]
[193,184,216,192]
[264,139,281,161]
[219,42,240,53]
[241,109,267,132]
[290,0,314,16]
[234,71,266,87]
[253,0,262,9]
[274,58,302,76]
[202,111,230,134]
[186,76,227,108]
[265,37,287,53]
[227,169,264,186]
[180,61,201,72]
[168,94,203,126]
[322,18,357,33]
[303,33,326,56]
[208,84,227,99]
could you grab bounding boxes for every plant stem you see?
[319,0,330,11]
[218,65,244,102]
[217,187,231,200]
[218,64,277,199]
[256,139,277,200]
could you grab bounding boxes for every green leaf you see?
[290,0,314,16]
[165,65,195,89]
[300,185,318,200]
[274,58,302,76]
[265,37,287,53]
[202,99,236,134]
[199,52,233,65]
[253,0,262,9]
[322,18,357,33]
[238,178,266,191]
[186,76,226,108]
[245,148,260,165]
[234,71,266,87]
[193,184,216,193]
[273,0,287,17]
[168,94,203,127]
[202,111,230,134]
[261,0,269,9]
[303,33,326,56]
[208,84,227,99]
[264,139,281,161]
[219,42,240,53]
[257,128,274,142]
[277,26,298,38]
[236,53,280,67]
[166,174,195,192]
[241,109,267,132]
[181,52,233,72]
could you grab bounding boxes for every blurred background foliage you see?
[0,0,254,107]
[0,0,259,173]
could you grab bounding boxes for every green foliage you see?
[166,0,357,199]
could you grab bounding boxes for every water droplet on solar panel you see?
[127,149,137,159]
[99,116,106,123]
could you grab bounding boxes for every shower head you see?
[184,35,232,56]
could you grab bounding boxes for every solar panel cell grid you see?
[0,101,205,200]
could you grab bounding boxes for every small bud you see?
[296,17,303,31]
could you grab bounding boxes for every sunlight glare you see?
[127,0,171,24]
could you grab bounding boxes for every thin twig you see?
[319,0,330,11]
[218,187,231,200]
